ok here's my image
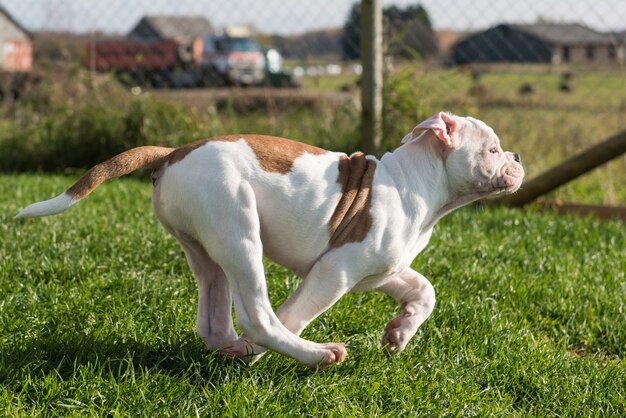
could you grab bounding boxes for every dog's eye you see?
[489,146,499,154]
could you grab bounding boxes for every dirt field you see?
[153,87,355,112]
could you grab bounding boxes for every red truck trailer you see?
[83,34,267,88]
[83,39,211,88]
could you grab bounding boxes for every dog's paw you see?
[382,315,417,354]
[219,338,265,362]
[308,343,347,370]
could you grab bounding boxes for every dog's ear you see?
[401,112,456,147]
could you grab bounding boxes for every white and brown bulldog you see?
[16,112,524,369]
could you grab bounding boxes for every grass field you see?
[2,175,625,416]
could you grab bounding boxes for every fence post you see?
[360,0,383,155]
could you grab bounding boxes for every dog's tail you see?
[15,146,175,219]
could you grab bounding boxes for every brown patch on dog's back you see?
[167,135,326,174]
[328,152,377,248]
[238,135,327,174]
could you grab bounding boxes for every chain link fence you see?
[0,0,625,204]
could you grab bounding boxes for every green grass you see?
[2,174,625,416]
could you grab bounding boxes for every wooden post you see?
[497,129,626,207]
[360,0,383,155]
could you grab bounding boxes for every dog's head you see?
[402,112,524,199]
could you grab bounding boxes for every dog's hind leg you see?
[194,182,347,368]
[178,237,239,351]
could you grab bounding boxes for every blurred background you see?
[0,0,624,209]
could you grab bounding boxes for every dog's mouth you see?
[491,162,524,194]
[476,161,524,196]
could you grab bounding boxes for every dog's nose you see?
[513,153,521,163]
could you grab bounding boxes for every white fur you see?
[15,192,75,219]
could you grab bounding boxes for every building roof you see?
[510,22,610,45]
[129,16,214,40]
[0,4,32,38]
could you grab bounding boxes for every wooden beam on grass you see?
[496,129,626,207]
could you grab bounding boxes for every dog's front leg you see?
[275,259,350,336]
[377,268,436,353]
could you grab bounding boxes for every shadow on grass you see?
[0,329,259,385]
[0,328,358,389]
